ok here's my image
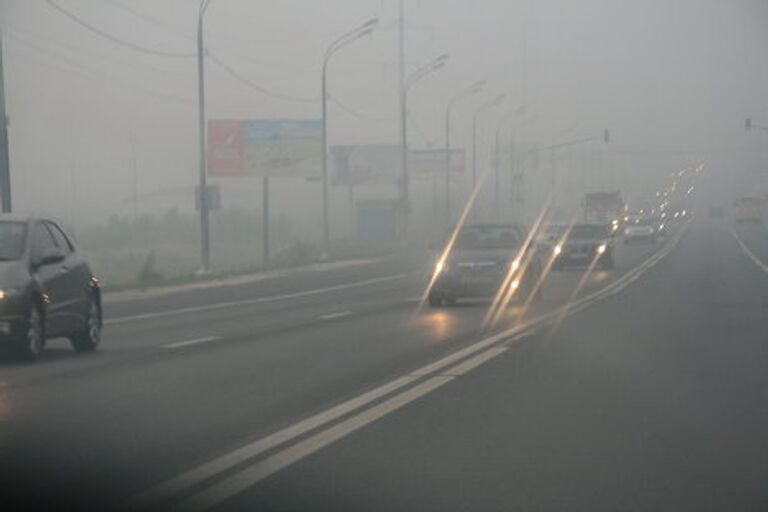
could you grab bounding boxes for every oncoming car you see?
[551,223,614,270]
[428,224,542,307]
[0,215,102,361]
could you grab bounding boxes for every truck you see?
[582,191,625,225]
[733,196,763,225]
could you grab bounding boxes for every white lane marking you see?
[163,336,220,349]
[176,376,455,512]
[135,225,688,510]
[105,274,408,325]
[731,228,768,273]
[319,311,352,321]
[132,374,421,508]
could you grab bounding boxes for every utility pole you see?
[262,176,270,267]
[321,19,378,259]
[398,0,407,240]
[196,0,212,273]
[130,137,138,218]
[0,30,12,213]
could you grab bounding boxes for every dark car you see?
[428,223,542,307]
[0,215,102,360]
[551,223,614,270]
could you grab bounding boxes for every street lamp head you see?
[431,61,446,72]
[436,53,450,62]
[356,27,375,39]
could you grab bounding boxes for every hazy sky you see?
[1,0,767,225]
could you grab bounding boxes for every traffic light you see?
[603,129,610,144]
[745,118,752,132]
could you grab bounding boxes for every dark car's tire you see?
[15,305,45,361]
[70,295,102,353]
[428,292,443,308]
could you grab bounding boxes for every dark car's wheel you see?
[70,295,102,353]
[428,292,444,308]
[15,305,45,361]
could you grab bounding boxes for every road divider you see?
[318,311,353,321]
[106,274,408,326]
[163,337,221,349]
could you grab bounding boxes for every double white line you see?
[132,225,687,512]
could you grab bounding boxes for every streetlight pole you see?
[444,81,485,224]
[196,0,212,273]
[321,18,378,259]
[0,29,12,213]
[472,94,505,191]
[400,54,447,239]
[493,110,518,220]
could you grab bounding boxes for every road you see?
[2,217,768,511]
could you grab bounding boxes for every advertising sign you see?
[330,146,467,186]
[208,119,321,177]
[409,149,465,176]
[331,144,400,186]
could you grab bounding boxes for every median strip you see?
[106,274,408,325]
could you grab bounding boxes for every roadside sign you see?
[208,119,321,177]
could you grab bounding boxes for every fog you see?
[1,0,767,282]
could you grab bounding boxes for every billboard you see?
[331,145,466,186]
[409,149,465,176]
[331,144,400,186]
[208,119,322,177]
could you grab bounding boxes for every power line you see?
[328,94,395,123]
[206,51,318,103]
[43,0,195,59]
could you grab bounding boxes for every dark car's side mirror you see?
[34,248,65,268]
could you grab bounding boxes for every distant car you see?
[428,223,542,307]
[551,223,614,270]
[623,217,657,244]
[0,215,101,360]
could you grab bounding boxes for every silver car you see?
[428,224,542,307]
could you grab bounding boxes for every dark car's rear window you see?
[0,221,27,261]
[570,225,610,239]
[455,226,521,249]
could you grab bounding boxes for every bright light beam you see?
[411,168,490,321]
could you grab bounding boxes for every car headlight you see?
[553,244,562,256]
[510,259,520,272]
[0,287,21,300]
[597,243,607,254]
[435,259,448,274]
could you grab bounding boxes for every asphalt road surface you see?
[2,216,768,511]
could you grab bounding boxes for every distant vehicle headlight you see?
[435,259,447,274]
[597,243,607,255]
[510,259,520,272]
[553,244,562,256]
[510,279,520,290]
[0,288,21,300]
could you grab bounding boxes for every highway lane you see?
[217,218,768,512]
[0,233,667,509]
